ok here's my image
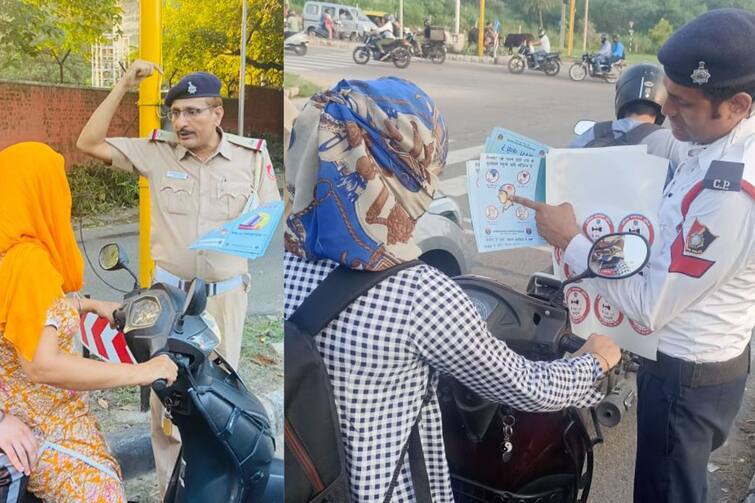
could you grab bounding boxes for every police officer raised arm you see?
[515,9,755,503]
[76,60,281,497]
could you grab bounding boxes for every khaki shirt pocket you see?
[216,181,252,220]
[159,177,196,215]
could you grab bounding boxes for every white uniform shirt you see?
[539,35,551,53]
[565,116,755,362]
[378,21,396,39]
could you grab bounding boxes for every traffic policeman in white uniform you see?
[514,8,755,502]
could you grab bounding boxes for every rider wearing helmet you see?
[423,16,432,39]
[376,15,397,59]
[594,33,612,74]
[570,63,688,178]
[532,27,550,69]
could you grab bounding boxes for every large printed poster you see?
[547,146,669,359]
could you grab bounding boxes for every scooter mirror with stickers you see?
[588,232,650,279]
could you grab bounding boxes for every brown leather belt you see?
[641,344,751,388]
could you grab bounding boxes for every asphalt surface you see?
[286,45,755,503]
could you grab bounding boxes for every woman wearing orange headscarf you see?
[0,142,177,502]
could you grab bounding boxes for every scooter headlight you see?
[126,296,162,330]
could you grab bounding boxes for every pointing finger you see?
[511,195,544,211]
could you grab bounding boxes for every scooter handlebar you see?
[558,333,585,354]
[152,378,168,392]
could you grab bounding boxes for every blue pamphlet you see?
[190,201,284,259]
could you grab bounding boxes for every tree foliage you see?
[0,0,121,83]
[163,0,283,94]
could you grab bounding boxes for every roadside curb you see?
[109,389,284,480]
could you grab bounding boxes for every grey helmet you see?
[615,63,667,125]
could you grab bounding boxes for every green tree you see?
[163,0,283,94]
[0,0,121,83]
[648,17,673,52]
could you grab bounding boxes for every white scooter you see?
[284,31,308,56]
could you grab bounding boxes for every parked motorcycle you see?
[98,243,283,503]
[352,32,412,69]
[405,30,446,64]
[284,31,309,56]
[569,53,626,84]
[508,44,561,76]
[443,232,649,502]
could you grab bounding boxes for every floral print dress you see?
[0,296,125,502]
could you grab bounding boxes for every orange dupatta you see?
[0,142,84,361]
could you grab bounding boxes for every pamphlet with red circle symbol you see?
[619,213,655,247]
[546,145,669,360]
[594,295,624,327]
[566,287,591,324]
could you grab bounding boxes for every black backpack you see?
[284,260,433,503]
[583,121,661,148]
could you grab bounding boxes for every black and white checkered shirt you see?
[284,252,604,502]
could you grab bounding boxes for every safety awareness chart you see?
[78,313,136,364]
[191,200,284,260]
[467,127,550,252]
[467,155,545,251]
[547,145,669,359]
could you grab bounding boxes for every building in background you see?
[91,0,138,88]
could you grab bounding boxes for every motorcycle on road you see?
[508,44,561,76]
[352,32,412,69]
[569,53,626,84]
[284,31,308,56]
[405,30,447,64]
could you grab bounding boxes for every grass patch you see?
[68,162,139,218]
[284,72,322,98]
[238,315,284,394]
[624,53,659,65]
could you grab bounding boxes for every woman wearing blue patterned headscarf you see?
[284,78,616,502]
[285,77,448,270]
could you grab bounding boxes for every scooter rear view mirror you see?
[556,232,650,300]
[99,243,126,271]
[573,120,596,135]
[98,242,139,287]
[587,232,650,279]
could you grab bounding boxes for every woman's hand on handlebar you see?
[572,333,621,373]
[138,355,178,387]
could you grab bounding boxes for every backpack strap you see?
[623,122,662,145]
[383,376,434,503]
[289,259,423,336]
[591,121,614,140]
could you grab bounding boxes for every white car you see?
[415,192,471,277]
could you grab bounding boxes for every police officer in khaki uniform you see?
[77,60,281,495]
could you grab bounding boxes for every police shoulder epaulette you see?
[226,133,267,152]
[148,129,178,144]
[704,160,745,192]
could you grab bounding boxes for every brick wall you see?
[0,80,282,167]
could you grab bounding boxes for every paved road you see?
[286,45,755,503]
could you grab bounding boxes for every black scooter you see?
[352,32,412,69]
[508,44,561,76]
[98,243,283,503]
[442,232,649,502]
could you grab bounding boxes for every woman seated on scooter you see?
[284,77,622,501]
[0,142,177,502]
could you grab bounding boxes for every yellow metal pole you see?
[567,0,577,57]
[477,0,485,57]
[139,0,161,287]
